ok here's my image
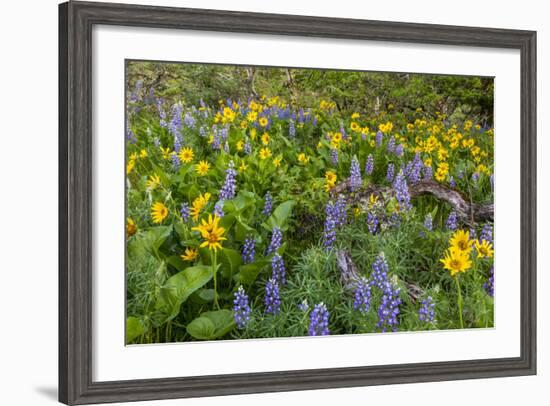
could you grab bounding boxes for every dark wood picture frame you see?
[59,1,537,404]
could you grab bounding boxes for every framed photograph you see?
[59,1,536,404]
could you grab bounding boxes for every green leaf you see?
[126,317,145,343]
[235,259,270,285]
[156,265,216,322]
[219,248,243,278]
[139,225,173,260]
[265,200,295,230]
[186,310,235,340]
[190,288,215,304]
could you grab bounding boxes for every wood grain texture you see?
[58,1,537,404]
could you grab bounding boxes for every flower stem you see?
[455,276,464,329]
[211,250,219,309]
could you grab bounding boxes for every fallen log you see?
[330,179,493,223]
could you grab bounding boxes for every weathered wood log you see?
[336,249,426,302]
[336,250,362,290]
[330,179,493,223]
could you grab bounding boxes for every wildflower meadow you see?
[125,62,494,344]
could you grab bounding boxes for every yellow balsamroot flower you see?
[368,193,378,209]
[259,147,272,160]
[250,128,257,141]
[258,117,268,127]
[273,156,282,168]
[247,111,258,122]
[350,122,360,132]
[181,247,198,262]
[407,123,414,131]
[126,218,137,238]
[240,120,248,129]
[236,140,245,151]
[351,112,360,119]
[239,161,249,172]
[222,107,236,123]
[249,100,260,111]
[297,153,310,164]
[190,192,211,221]
[424,157,433,167]
[195,160,210,176]
[324,170,337,192]
[139,149,148,158]
[129,152,138,161]
[450,230,473,253]
[146,174,161,190]
[160,147,172,160]
[179,147,194,163]
[438,148,449,161]
[440,248,472,277]
[475,240,494,258]
[354,207,361,217]
[151,202,169,224]
[378,121,393,133]
[192,214,227,252]
[126,159,135,175]
[325,170,337,185]
[464,120,473,132]
[261,132,270,145]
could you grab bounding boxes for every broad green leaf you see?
[156,265,216,321]
[265,200,295,230]
[219,248,243,278]
[190,288,215,304]
[126,317,145,343]
[186,310,235,340]
[235,259,270,285]
[139,225,172,259]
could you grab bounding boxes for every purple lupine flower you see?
[212,130,222,151]
[480,223,493,244]
[423,165,433,181]
[340,126,347,141]
[241,235,256,264]
[392,170,411,210]
[387,136,396,153]
[449,176,456,188]
[219,161,237,200]
[370,253,389,289]
[377,281,402,332]
[469,226,477,241]
[297,299,309,312]
[264,279,281,314]
[169,104,183,151]
[330,148,339,165]
[367,212,378,235]
[271,253,286,285]
[365,154,374,176]
[244,139,251,155]
[266,227,283,255]
[157,99,168,128]
[199,126,207,138]
[418,296,435,323]
[407,153,423,183]
[424,213,433,231]
[353,277,372,314]
[213,200,224,218]
[262,192,273,216]
[171,153,180,170]
[446,210,458,231]
[386,163,395,182]
[323,201,337,250]
[472,172,480,187]
[233,286,251,329]
[180,202,190,222]
[349,155,362,191]
[288,120,296,138]
[484,266,494,297]
[308,303,330,336]
[395,144,404,157]
[375,130,383,146]
[333,195,347,227]
[183,111,196,128]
